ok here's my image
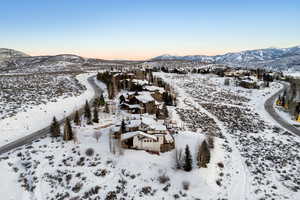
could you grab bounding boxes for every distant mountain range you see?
[0,48,29,60]
[0,49,123,74]
[151,45,300,71]
[1,45,300,73]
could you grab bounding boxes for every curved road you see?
[264,82,300,137]
[0,75,102,155]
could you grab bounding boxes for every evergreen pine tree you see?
[121,119,126,133]
[93,97,100,108]
[63,117,73,141]
[84,100,92,122]
[104,103,110,113]
[108,83,114,99]
[99,94,105,106]
[74,110,80,126]
[163,103,169,118]
[93,106,99,123]
[119,95,125,104]
[50,116,60,137]
[183,145,193,172]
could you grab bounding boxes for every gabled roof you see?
[143,85,165,93]
[121,131,157,141]
[132,79,148,86]
[127,119,141,128]
[165,133,174,143]
[135,92,155,103]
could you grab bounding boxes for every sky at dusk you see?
[1,0,300,60]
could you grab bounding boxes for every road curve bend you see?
[0,75,102,155]
[264,82,300,137]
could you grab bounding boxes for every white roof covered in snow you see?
[132,79,148,86]
[141,116,167,131]
[143,85,165,93]
[135,92,155,103]
[127,119,141,128]
[165,133,174,143]
[122,103,141,109]
[121,131,157,140]
[149,124,167,131]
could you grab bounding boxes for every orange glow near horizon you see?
[27,49,231,61]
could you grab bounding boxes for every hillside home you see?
[121,131,174,153]
[122,92,158,114]
[143,85,165,101]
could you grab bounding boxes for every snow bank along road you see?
[264,82,300,137]
[0,76,102,155]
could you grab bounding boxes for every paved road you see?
[0,76,102,155]
[264,82,300,137]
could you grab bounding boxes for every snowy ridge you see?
[151,45,300,71]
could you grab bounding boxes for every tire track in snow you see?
[183,97,251,200]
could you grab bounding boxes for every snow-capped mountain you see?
[151,45,300,71]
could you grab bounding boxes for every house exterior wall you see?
[144,102,156,114]
[147,130,167,134]
[151,91,163,102]
[132,136,162,152]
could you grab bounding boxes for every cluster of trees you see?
[50,117,74,141]
[50,95,106,140]
[97,72,118,99]
[175,139,212,172]
[96,71,113,86]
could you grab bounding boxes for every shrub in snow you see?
[85,148,95,157]
[106,191,117,200]
[182,181,190,190]
[140,186,152,195]
[216,179,222,186]
[163,183,171,192]
[94,169,108,177]
[77,157,85,166]
[158,174,170,184]
[66,174,72,185]
[72,182,83,193]
[217,162,224,168]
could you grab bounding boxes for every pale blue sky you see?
[1,0,299,59]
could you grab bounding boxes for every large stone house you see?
[120,115,175,153]
[121,92,158,114]
[121,131,174,153]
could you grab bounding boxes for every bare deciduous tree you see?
[93,131,101,142]
[174,148,183,169]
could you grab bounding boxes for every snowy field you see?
[0,113,227,200]
[0,73,96,146]
[156,72,300,200]
[0,72,300,200]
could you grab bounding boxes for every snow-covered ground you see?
[156,72,300,200]
[0,73,96,146]
[275,106,300,127]
[1,72,300,200]
[0,112,227,200]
